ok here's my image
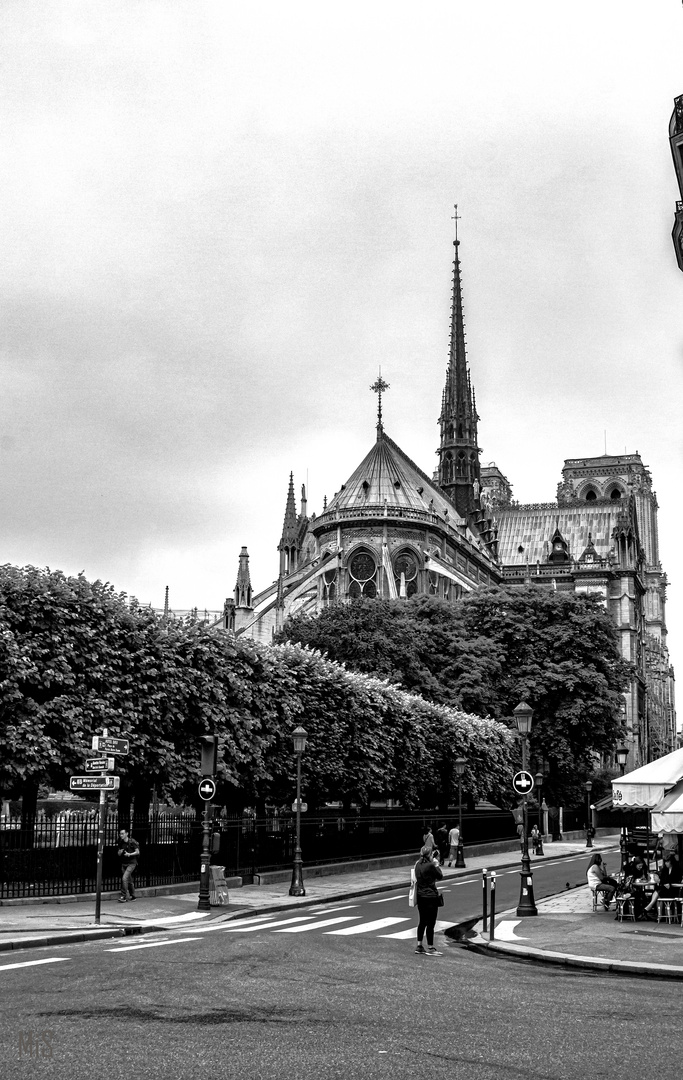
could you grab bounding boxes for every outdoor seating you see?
[615,895,637,922]
[655,897,680,924]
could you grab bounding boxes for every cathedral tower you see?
[436,214,482,520]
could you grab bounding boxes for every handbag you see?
[437,891,445,907]
[408,865,417,908]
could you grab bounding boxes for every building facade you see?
[226,231,676,768]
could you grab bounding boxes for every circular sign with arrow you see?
[512,771,535,796]
[198,778,217,802]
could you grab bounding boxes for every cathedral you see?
[224,225,676,771]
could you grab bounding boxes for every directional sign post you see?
[91,735,129,755]
[85,757,116,774]
[70,775,120,791]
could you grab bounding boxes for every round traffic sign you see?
[512,770,534,796]
[198,778,217,801]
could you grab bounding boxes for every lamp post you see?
[289,726,307,896]
[534,771,544,856]
[616,746,629,777]
[513,702,537,917]
[585,780,593,848]
[454,756,467,868]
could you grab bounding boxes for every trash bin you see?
[209,865,229,906]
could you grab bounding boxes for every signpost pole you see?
[198,799,212,912]
[95,787,107,925]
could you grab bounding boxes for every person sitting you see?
[586,853,618,909]
[643,852,682,916]
[622,855,653,918]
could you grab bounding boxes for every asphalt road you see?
[3,849,674,1080]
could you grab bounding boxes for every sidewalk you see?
[466,880,683,980]
[0,835,615,955]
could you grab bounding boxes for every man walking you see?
[447,823,460,867]
[117,829,140,902]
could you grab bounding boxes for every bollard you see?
[482,868,488,933]
[489,871,496,941]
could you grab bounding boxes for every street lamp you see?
[289,726,308,897]
[534,771,545,856]
[616,746,629,776]
[585,780,593,848]
[454,756,467,868]
[513,701,537,917]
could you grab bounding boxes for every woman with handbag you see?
[414,845,444,955]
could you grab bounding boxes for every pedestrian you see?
[530,824,539,854]
[117,829,140,903]
[422,825,436,855]
[447,823,460,866]
[414,845,444,955]
[436,822,449,864]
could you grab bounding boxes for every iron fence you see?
[0,811,198,899]
[1,807,518,897]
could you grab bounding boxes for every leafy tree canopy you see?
[279,587,631,805]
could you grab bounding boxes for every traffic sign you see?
[92,735,129,755]
[85,757,115,773]
[291,800,308,813]
[70,775,120,791]
[512,771,534,796]
[198,778,217,802]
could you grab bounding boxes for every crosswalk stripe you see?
[369,895,407,904]
[222,916,317,932]
[325,917,409,936]
[379,919,455,940]
[303,905,359,914]
[273,916,360,933]
[0,957,70,972]
[107,937,201,952]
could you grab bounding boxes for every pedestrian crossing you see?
[214,905,456,941]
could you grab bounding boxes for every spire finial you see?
[370,369,390,436]
[451,203,461,245]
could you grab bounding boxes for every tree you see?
[278,596,503,713]
[279,587,630,806]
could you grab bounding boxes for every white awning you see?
[611,747,683,809]
[651,779,683,834]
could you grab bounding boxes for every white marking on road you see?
[494,920,527,941]
[380,920,455,940]
[0,957,70,972]
[369,894,407,904]
[302,905,359,914]
[222,916,318,932]
[273,916,360,933]
[325,917,409,936]
[130,911,212,926]
[107,937,201,952]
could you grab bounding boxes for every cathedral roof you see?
[494,501,638,565]
[325,430,464,523]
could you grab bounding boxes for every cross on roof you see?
[370,370,390,432]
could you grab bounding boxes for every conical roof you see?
[326,431,463,522]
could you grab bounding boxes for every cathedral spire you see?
[278,472,300,576]
[437,208,481,519]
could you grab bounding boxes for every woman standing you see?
[414,845,444,955]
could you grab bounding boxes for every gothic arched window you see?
[348,550,378,599]
[393,550,419,598]
[322,569,337,606]
[586,490,597,502]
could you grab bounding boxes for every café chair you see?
[615,895,637,922]
[656,897,681,924]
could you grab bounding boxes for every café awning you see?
[611,747,683,809]
[651,779,683,834]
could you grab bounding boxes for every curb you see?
[463,936,683,981]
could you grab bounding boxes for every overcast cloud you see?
[1,1,682,673]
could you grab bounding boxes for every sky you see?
[1,1,682,673]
